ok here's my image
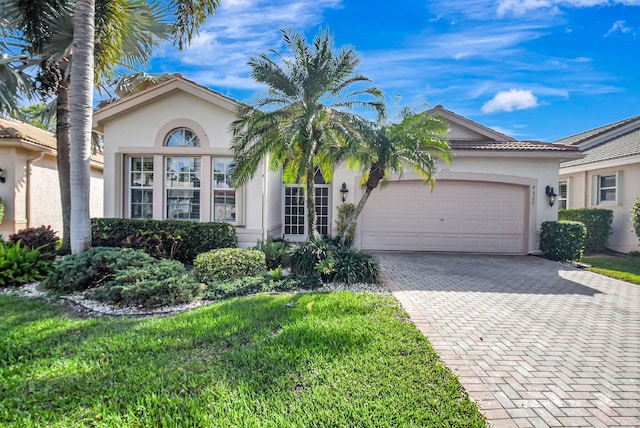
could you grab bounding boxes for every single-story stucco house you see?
[558,115,640,254]
[0,117,104,238]
[93,75,582,254]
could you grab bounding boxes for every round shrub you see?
[9,225,60,255]
[539,220,587,261]
[194,248,266,284]
[558,208,612,253]
[42,247,157,293]
[87,259,203,308]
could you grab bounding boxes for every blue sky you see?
[145,0,640,141]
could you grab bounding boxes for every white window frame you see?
[164,128,200,147]
[558,180,568,210]
[127,156,154,219]
[212,157,236,223]
[591,171,622,206]
[165,156,201,221]
[282,184,332,241]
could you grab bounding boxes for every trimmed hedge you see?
[558,208,613,253]
[540,220,587,261]
[91,218,237,263]
[194,248,267,284]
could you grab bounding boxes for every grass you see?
[581,255,640,285]
[0,292,486,427]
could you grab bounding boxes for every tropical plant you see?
[632,198,640,243]
[9,225,60,255]
[253,236,289,270]
[0,241,54,287]
[339,110,451,244]
[231,28,384,240]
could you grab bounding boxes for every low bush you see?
[558,208,612,253]
[253,236,289,269]
[88,259,203,308]
[540,220,587,261]
[334,247,382,284]
[0,241,54,287]
[194,248,266,284]
[204,274,320,300]
[289,239,381,284]
[42,247,157,293]
[9,225,60,255]
[91,218,236,263]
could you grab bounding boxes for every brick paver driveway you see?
[376,253,639,428]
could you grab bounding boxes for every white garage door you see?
[360,180,526,254]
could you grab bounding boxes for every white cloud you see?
[481,89,538,113]
[497,0,640,16]
[604,20,632,37]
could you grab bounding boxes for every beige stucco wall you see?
[0,148,19,237]
[335,154,564,254]
[100,89,275,247]
[561,160,640,253]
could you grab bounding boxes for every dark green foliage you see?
[121,230,183,260]
[540,221,587,261]
[91,218,237,263]
[289,238,381,284]
[194,248,267,284]
[289,239,332,276]
[0,241,54,287]
[336,203,356,246]
[558,208,613,253]
[42,247,157,293]
[334,247,382,284]
[204,274,321,300]
[9,225,60,255]
[253,236,289,269]
[632,198,640,242]
[88,259,203,308]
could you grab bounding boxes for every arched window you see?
[164,128,200,147]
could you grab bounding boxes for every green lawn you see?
[0,292,486,427]
[581,255,640,285]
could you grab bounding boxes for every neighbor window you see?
[558,181,568,209]
[129,156,154,219]
[598,174,617,203]
[166,157,201,220]
[212,157,236,222]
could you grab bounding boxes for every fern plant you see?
[0,241,54,287]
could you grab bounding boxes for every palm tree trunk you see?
[69,0,95,254]
[56,73,71,254]
[340,185,374,245]
[306,166,320,240]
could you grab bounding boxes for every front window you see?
[558,181,568,209]
[599,175,616,203]
[129,156,154,219]
[164,128,200,147]
[212,157,236,222]
[166,157,201,220]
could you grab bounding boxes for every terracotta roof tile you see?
[450,139,581,152]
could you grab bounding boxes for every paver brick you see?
[377,253,640,428]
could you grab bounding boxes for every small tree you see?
[632,197,640,243]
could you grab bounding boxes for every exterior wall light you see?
[545,185,557,207]
[0,168,5,183]
[339,182,349,203]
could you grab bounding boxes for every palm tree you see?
[339,110,451,244]
[231,28,385,240]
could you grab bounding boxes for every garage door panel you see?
[361,180,526,254]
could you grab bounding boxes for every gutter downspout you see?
[26,152,46,228]
[262,155,269,241]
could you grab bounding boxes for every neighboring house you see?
[558,115,640,253]
[0,117,104,238]
[94,75,582,254]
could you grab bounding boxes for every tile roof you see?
[450,139,581,153]
[0,117,57,150]
[555,115,640,146]
[560,127,640,167]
